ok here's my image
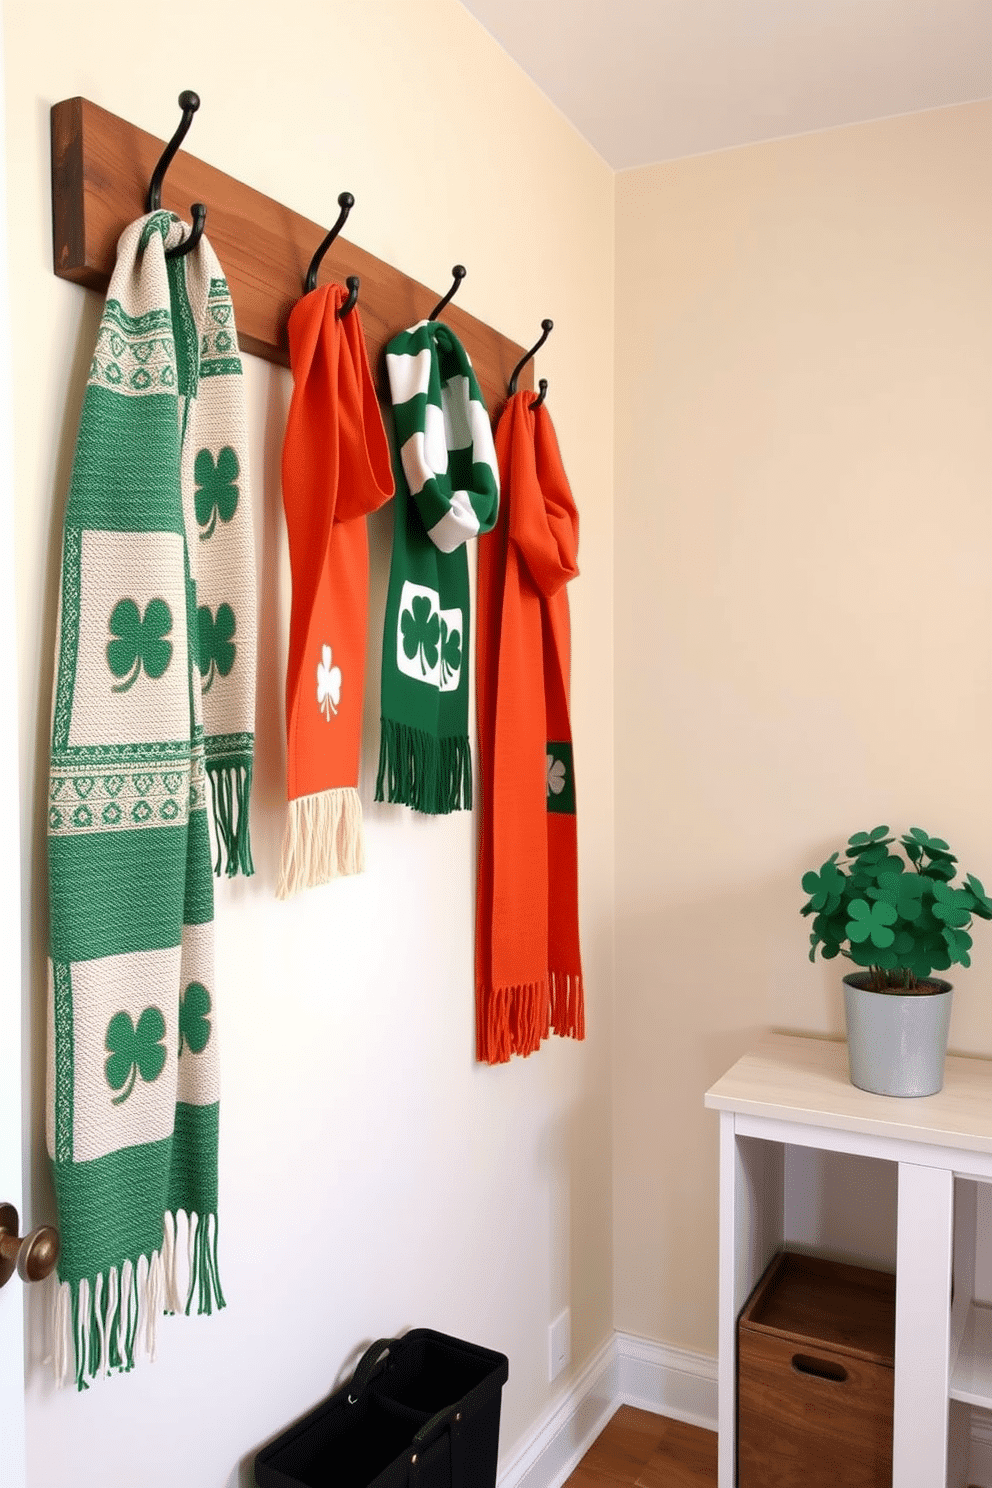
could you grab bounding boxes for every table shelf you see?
[706,1033,992,1488]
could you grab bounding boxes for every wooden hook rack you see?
[50,97,530,415]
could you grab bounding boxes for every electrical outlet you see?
[548,1308,570,1382]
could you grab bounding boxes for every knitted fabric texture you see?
[376,320,499,814]
[47,212,253,1385]
[278,284,394,895]
[475,391,584,1062]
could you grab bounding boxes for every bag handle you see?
[412,1404,462,1451]
[409,1406,466,1488]
[347,1337,397,1404]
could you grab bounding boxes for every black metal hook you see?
[530,379,549,411]
[305,192,355,295]
[509,319,553,395]
[428,265,466,321]
[339,276,360,319]
[146,90,206,260]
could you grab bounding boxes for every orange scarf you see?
[475,392,584,1062]
[278,284,394,895]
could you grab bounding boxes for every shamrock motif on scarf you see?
[179,982,211,1056]
[107,598,173,693]
[105,1007,167,1104]
[198,603,236,693]
[195,446,240,540]
[402,595,439,676]
[317,644,341,720]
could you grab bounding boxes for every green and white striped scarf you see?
[377,320,499,813]
[47,212,255,1386]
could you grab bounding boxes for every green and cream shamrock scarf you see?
[377,320,499,813]
[47,211,255,1386]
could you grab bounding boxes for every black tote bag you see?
[255,1330,510,1488]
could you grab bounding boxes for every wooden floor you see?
[564,1406,717,1488]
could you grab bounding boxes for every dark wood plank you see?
[638,1420,717,1488]
[50,97,529,416]
[577,1405,672,1481]
[565,1408,716,1488]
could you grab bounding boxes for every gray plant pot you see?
[842,973,953,1097]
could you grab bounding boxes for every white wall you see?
[6,3,615,1484]
[613,99,992,1354]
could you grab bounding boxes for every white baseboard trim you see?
[614,1333,718,1431]
[497,1332,717,1488]
[497,1334,618,1488]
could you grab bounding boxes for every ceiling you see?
[458,0,992,170]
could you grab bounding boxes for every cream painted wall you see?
[5,3,615,1484]
[614,101,992,1352]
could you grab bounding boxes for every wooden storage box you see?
[738,1250,896,1488]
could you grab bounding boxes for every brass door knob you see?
[0,1202,60,1287]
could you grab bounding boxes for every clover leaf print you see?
[179,982,211,1056]
[107,598,173,693]
[317,644,342,720]
[105,1007,167,1105]
[547,754,567,797]
[439,617,461,687]
[401,595,440,676]
[194,446,240,540]
[198,603,236,693]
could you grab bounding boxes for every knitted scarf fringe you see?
[375,718,472,815]
[207,761,254,878]
[51,1210,223,1390]
[277,788,365,898]
[476,972,585,1064]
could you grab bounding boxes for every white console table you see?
[705,1033,992,1488]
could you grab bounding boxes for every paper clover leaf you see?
[801,856,845,913]
[930,880,974,929]
[870,870,924,920]
[942,926,974,966]
[846,826,891,853]
[966,875,992,920]
[846,898,898,949]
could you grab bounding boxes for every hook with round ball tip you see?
[428,265,466,322]
[146,91,208,260]
[338,276,360,319]
[530,378,549,411]
[508,319,553,395]
[305,192,356,296]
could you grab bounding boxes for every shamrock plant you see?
[802,826,992,991]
